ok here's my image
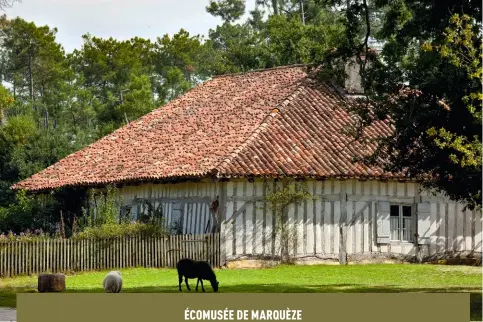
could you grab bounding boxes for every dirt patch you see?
[293,258,340,266]
[226,260,279,269]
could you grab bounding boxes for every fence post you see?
[204,235,209,264]
[220,222,226,267]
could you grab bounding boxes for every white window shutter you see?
[417,202,431,245]
[376,201,391,244]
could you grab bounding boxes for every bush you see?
[72,222,168,240]
[0,190,58,234]
[82,185,120,227]
[0,229,51,241]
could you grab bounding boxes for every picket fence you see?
[0,233,220,277]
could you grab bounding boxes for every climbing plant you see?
[81,185,121,227]
[265,181,313,263]
[134,197,165,226]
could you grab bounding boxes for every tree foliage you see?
[205,1,345,74]
[0,0,18,11]
[206,0,246,23]
[317,0,482,209]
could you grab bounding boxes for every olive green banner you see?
[17,293,469,322]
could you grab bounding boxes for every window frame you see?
[389,203,415,243]
[169,202,184,235]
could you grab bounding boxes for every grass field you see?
[1,264,481,320]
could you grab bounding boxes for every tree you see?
[256,0,281,15]
[262,12,344,66]
[423,14,482,173]
[0,84,13,125]
[206,0,246,23]
[206,21,267,74]
[70,34,156,132]
[0,17,67,123]
[257,0,328,21]
[204,1,346,74]
[0,189,57,234]
[317,0,482,209]
[154,29,211,103]
[0,0,19,11]
[0,18,101,233]
[113,74,155,124]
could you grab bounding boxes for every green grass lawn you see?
[1,264,482,320]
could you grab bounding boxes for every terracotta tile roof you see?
[12,65,399,192]
[216,79,397,179]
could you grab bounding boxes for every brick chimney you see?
[344,56,365,95]
[344,47,380,95]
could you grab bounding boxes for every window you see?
[169,203,183,235]
[390,204,413,242]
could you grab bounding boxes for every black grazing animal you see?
[177,258,219,292]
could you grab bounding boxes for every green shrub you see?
[0,190,58,234]
[73,186,169,240]
[72,222,168,240]
[0,229,51,241]
[81,185,121,228]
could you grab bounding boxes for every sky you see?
[3,0,256,53]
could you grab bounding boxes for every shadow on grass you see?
[1,284,481,320]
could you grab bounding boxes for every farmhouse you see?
[12,65,482,265]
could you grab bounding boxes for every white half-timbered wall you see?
[118,181,220,235]
[221,179,482,261]
[115,178,482,263]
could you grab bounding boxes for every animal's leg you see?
[200,279,205,292]
[178,274,183,291]
[185,277,191,291]
[196,278,200,291]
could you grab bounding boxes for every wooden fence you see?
[0,233,220,277]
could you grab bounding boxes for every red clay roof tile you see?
[12,65,399,191]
